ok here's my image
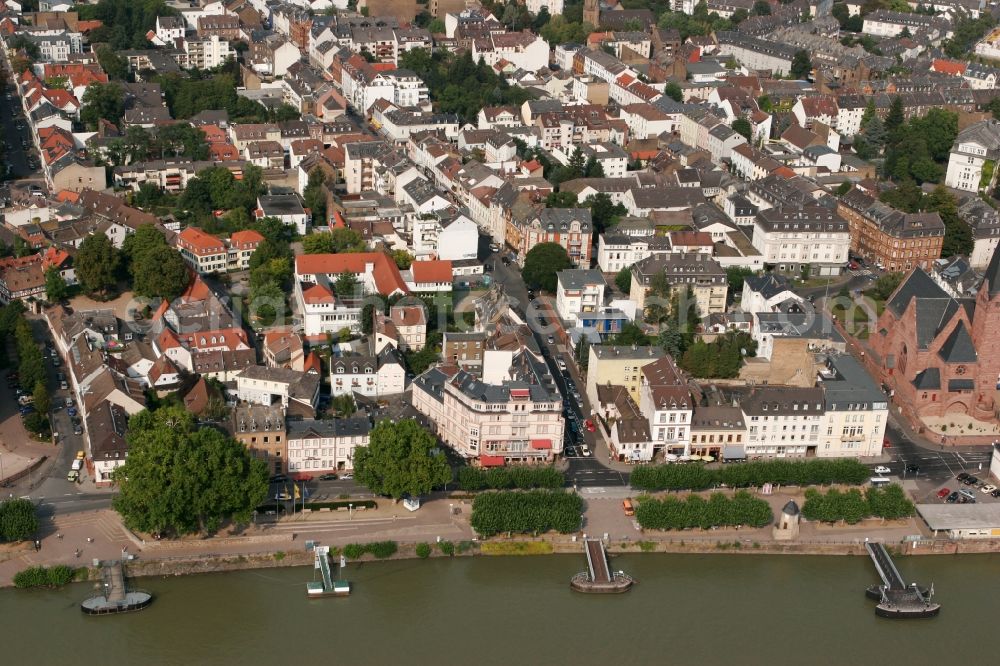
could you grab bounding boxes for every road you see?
[486,246,628,487]
[0,53,39,182]
[871,420,993,486]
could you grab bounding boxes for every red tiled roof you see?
[295,252,408,296]
[177,327,248,351]
[303,283,335,304]
[178,226,225,254]
[931,58,966,76]
[303,351,321,374]
[410,260,452,284]
[208,142,240,161]
[179,275,212,302]
[54,189,80,203]
[42,246,70,270]
[668,231,713,247]
[230,229,264,245]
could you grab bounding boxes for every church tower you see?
[583,0,600,28]
[972,247,1000,408]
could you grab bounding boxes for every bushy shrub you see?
[634,491,772,531]
[415,542,432,559]
[802,483,915,523]
[13,565,75,588]
[457,466,564,491]
[342,541,398,560]
[471,490,583,537]
[630,459,870,492]
[437,540,455,556]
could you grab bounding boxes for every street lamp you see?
[348,503,353,520]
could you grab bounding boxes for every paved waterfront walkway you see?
[0,499,475,586]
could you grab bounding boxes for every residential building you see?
[741,273,804,315]
[817,354,888,458]
[411,356,565,465]
[638,356,694,457]
[555,269,606,326]
[509,208,594,268]
[86,402,129,485]
[256,194,310,235]
[837,189,944,272]
[944,120,1000,194]
[742,386,826,458]
[232,403,286,476]
[0,254,46,304]
[286,417,371,474]
[585,345,665,407]
[442,331,487,370]
[629,253,728,316]
[262,329,305,371]
[235,366,321,418]
[752,206,851,275]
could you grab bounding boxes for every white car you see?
[580,445,591,457]
[980,484,997,494]
[874,465,891,475]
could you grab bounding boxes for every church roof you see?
[984,239,1000,297]
[937,321,977,364]
[912,367,941,390]
[886,268,949,317]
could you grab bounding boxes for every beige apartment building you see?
[585,345,666,408]
[411,358,564,465]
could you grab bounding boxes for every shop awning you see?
[722,446,746,460]
[480,455,505,467]
[531,439,552,450]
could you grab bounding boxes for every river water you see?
[5,553,999,665]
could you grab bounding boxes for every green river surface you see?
[4,552,999,665]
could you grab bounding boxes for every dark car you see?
[957,472,970,481]
[946,491,959,503]
[904,464,920,473]
[992,489,1000,498]
[319,473,338,481]
[270,474,288,483]
[965,476,980,486]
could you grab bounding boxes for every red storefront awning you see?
[531,439,552,450]
[480,455,505,467]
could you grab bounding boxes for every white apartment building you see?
[286,417,371,474]
[182,35,231,70]
[752,206,851,276]
[944,120,1000,194]
[329,349,406,398]
[555,269,606,326]
[411,358,565,465]
[741,386,825,458]
[817,355,887,458]
[235,366,321,416]
[525,0,564,15]
[638,357,694,457]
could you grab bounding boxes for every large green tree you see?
[790,50,812,79]
[81,82,125,130]
[112,406,268,535]
[522,242,574,292]
[75,233,120,296]
[354,419,452,500]
[133,244,190,302]
[0,498,38,542]
[44,266,68,302]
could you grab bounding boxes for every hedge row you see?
[471,490,583,537]
[635,492,773,531]
[457,466,564,491]
[802,484,915,524]
[13,565,75,589]
[342,541,398,559]
[630,459,871,492]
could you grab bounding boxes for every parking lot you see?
[922,472,1000,506]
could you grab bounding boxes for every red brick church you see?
[871,247,1000,423]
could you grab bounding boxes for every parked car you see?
[274,492,292,501]
[874,465,891,475]
[981,485,997,494]
[957,472,970,481]
[67,407,77,417]
[340,473,353,480]
[72,425,82,436]
[318,473,338,481]
[964,476,980,486]
[557,358,567,371]
[75,450,85,460]
[992,489,1000,498]
[580,445,591,456]
[547,335,554,344]
[959,489,976,501]
[904,464,919,473]
[584,419,596,432]
[19,405,35,415]
[67,470,79,483]
[946,491,959,503]
[936,488,951,499]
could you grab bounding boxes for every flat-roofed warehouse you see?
[916,504,1000,539]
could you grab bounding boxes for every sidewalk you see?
[0,498,475,586]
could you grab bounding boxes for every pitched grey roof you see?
[937,321,977,364]
[744,273,793,299]
[557,269,605,291]
[912,367,940,390]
